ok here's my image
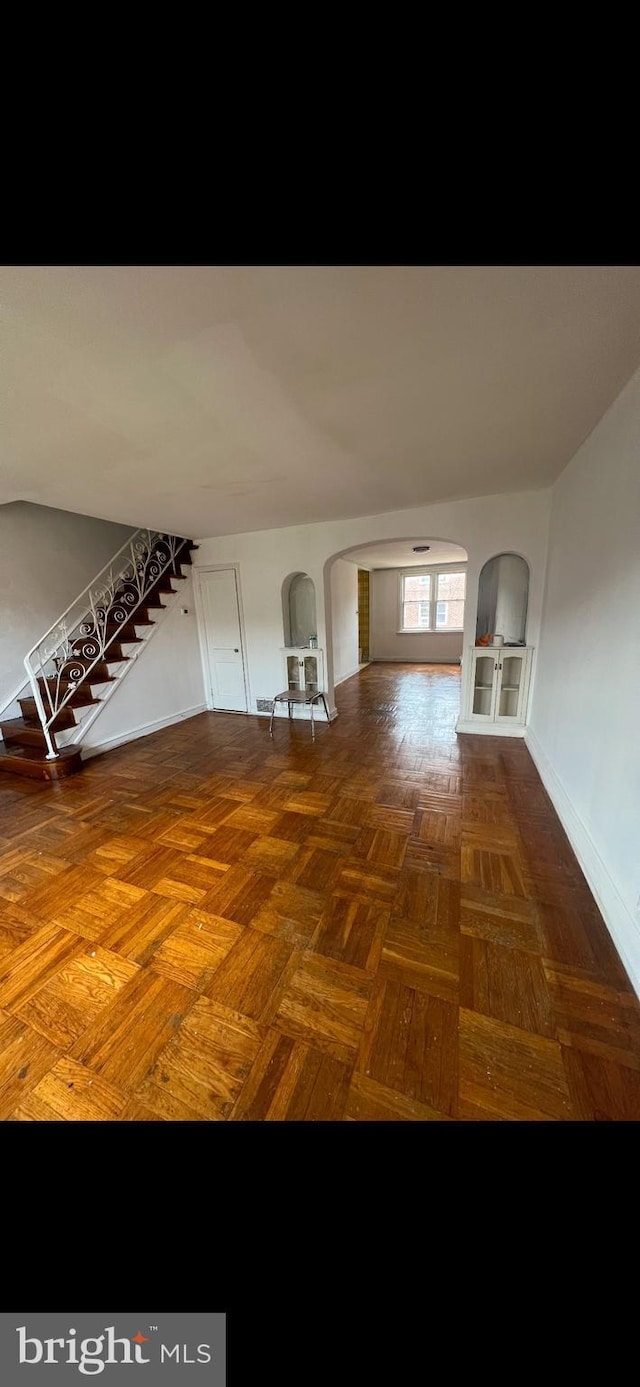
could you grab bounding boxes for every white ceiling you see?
[343,539,467,569]
[3,265,640,540]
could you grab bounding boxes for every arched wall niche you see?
[476,552,530,645]
[282,572,317,647]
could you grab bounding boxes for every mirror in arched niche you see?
[476,553,530,646]
[282,572,317,647]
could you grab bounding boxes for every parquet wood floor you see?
[1,663,639,1121]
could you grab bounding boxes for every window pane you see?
[402,602,430,629]
[437,571,466,600]
[436,599,465,629]
[403,574,431,601]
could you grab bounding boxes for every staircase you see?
[0,529,198,780]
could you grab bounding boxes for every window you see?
[399,566,466,632]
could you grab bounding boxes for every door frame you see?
[193,563,251,714]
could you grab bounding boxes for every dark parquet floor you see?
[1,663,638,1121]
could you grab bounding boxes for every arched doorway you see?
[323,536,468,717]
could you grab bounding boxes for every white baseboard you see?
[81,704,208,759]
[371,658,462,665]
[525,726,640,997]
[456,720,526,737]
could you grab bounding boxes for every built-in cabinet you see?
[457,646,534,734]
[282,648,324,693]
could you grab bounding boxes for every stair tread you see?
[0,717,40,733]
[1,717,53,743]
[67,660,130,674]
[20,694,99,713]
[33,693,101,704]
[17,705,77,729]
[41,679,118,691]
[1,721,54,749]
[41,674,118,685]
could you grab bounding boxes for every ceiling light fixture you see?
[412,545,430,553]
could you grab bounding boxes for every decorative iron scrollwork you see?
[24,529,186,740]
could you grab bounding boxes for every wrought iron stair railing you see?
[17,529,191,759]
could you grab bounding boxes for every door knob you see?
[234,648,239,653]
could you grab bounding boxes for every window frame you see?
[397,563,467,634]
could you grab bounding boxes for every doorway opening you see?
[325,536,468,725]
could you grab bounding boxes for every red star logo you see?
[132,1332,150,1345]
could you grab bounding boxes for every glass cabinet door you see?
[282,647,324,693]
[303,654,319,690]
[472,652,497,717]
[496,652,526,721]
[287,655,301,689]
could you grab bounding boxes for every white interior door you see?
[199,569,247,712]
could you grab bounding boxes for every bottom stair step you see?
[0,744,83,781]
[0,717,51,749]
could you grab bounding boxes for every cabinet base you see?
[455,720,526,737]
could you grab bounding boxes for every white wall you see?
[371,568,463,662]
[330,559,359,685]
[0,501,133,707]
[82,574,206,755]
[528,368,640,994]
[194,488,551,718]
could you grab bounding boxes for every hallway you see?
[0,663,638,1120]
